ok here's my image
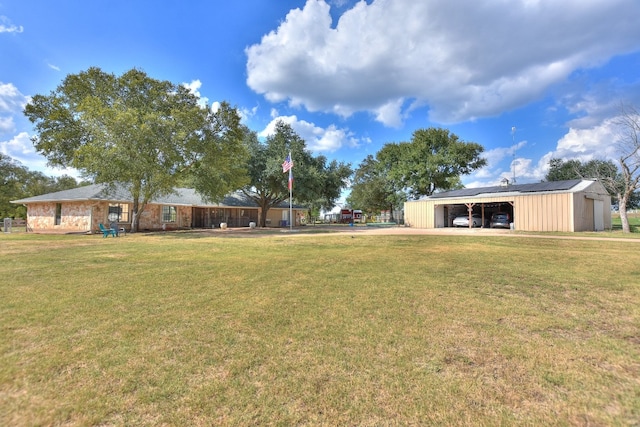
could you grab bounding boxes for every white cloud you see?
[329,0,351,7]
[0,82,29,113]
[0,131,33,156]
[467,138,531,185]
[0,116,14,133]
[467,154,540,187]
[471,115,631,186]
[0,132,35,155]
[246,0,640,127]
[374,99,406,129]
[0,16,23,33]
[554,118,620,161]
[483,140,527,169]
[1,132,82,178]
[239,105,258,122]
[182,79,209,108]
[259,115,362,152]
[0,83,29,135]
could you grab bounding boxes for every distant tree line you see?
[0,153,89,219]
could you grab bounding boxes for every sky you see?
[2,0,640,194]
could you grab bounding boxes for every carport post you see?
[465,203,475,228]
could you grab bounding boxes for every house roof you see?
[11,183,301,209]
[425,179,597,200]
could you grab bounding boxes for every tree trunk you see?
[131,198,142,233]
[619,192,630,233]
[131,194,153,233]
[259,207,269,228]
[131,210,139,233]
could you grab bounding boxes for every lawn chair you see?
[110,222,125,236]
[99,223,117,237]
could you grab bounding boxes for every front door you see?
[594,200,604,231]
[192,208,205,228]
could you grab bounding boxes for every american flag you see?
[282,154,293,173]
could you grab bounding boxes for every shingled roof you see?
[12,183,298,209]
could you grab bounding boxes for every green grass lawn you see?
[612,211,640,233]
[1,232,639,425]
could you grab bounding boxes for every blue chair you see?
[99,223,117,237]
[110,222,124,236]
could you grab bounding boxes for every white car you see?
[453,214,485,227]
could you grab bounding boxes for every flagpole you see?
[289,151,293,231]
[283,151,294,231]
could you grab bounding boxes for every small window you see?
[108,203,130,222]
[55,203,62,225]
[162,206,177,223]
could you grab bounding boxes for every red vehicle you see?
[340,209,363,223]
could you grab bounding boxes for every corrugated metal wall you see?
[574,196,593,232]
[404,200,432,228]
[513,193,572,232]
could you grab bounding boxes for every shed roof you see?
[426,179,592,200]
[11,183,300,209]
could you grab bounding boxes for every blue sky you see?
[2,0,640,191]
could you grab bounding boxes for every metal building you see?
[404,179,611,232]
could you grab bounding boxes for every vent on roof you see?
[500,178,510,187]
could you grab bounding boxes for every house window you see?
[162,206,177,223]
[108,203,130,222]
[55,203,61,225]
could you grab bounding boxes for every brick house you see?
[12,184,305,233]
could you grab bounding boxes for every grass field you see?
[1,231,639,426]
[612,211,640,233]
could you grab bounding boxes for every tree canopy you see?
[0,153,85,219]
[242,121,351,226]
[24,67,247,231]
[545,158,620,183]
[383,127,486,199]
[347,128,485,219]
[347,154,406,220]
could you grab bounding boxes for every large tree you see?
[347,154,406,221]
[613,103,640,233]
[384,127,486,199]
[242,121,351,227]
[24,67,247,232]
